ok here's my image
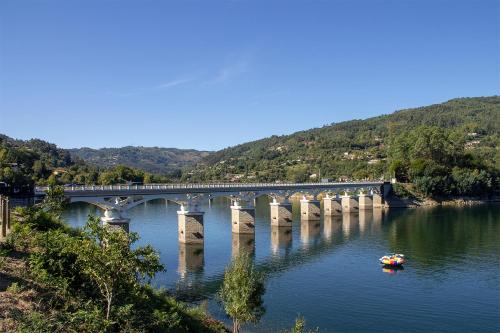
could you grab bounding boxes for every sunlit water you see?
[63,198,500,332]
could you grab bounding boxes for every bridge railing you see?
[35,181,385,194]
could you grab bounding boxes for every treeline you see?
[389,125,497,197]
[0,135,174,192]
[182,97,499,197]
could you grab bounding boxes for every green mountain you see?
[68,146,211,174]
[182,96,500,187]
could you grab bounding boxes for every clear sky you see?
[0,0,498,151]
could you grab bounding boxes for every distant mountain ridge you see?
[69,146,211,174]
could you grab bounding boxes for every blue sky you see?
[0,0,498,151]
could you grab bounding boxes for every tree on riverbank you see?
[218,252,265,333]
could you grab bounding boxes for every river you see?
[62,198,500,332]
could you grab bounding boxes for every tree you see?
[42,185,67,214]
[218,252,265,333]
[286,164,309,183]
[75,217,163,321]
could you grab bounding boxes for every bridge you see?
[35,181,390,245]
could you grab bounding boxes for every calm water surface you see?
[63,199,500,333]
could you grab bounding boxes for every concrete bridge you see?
[35,181,390,245]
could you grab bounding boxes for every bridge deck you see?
[36,181,385,197]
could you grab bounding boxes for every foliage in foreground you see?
[3,205,227,333]
[218,252,265,333]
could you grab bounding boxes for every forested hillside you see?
[182,97,499,196]
[69,147,210,174]
[2,96,498,197]
[0,136,174,190]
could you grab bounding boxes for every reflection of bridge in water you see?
[174,209,386,301]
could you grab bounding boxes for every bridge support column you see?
[177,205,204,244]
[323,195,342,216]
[300,197,321,220]
[231,201,255,234]
[270,198,292,227]
[341,195,359,213]
[102,208,130,233]
[372,193,383,208]
[358,194,373,210]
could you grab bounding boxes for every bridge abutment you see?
[231,202,256,234]
[177,206,204,244]
[300,197,321,220]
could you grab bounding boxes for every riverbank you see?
[0,206,229,333]
[387,182,500,208]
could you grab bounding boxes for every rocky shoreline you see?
[386,195,500,208]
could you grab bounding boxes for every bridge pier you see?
[341,195,359,213]
[372,193,383,208]
[177,205,204,244]
[231,201,255,234]
[323,195,342,216]
[300,196,321,220]
[358,194,373,210]
[270,198,293,227]
[102,208,130,233]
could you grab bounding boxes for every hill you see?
[0,135,194,189]
[69,146,211,175]
[182,96,500,188]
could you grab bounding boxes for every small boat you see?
[379,253,406,267]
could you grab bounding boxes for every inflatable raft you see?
[379,253,406,267]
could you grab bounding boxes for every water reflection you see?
[358,209,373,236]
[63,200,500,333]
[342,212,359,239]
[323,215,341,241]
[231,232,255,257]
[300,219,321,247]
[382,265,405,275]
[271,225,292,254]
[178,243,204,276]
[372,208,383,232]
